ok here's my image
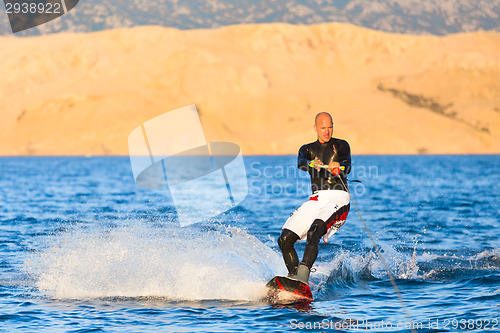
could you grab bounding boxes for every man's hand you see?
[328,161,341,176]
[309,158,323,171]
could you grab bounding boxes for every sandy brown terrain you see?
[1,23,499,155]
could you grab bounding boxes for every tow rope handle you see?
[308,161,361,183]
[308,161,345,171]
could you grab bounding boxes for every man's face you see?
[314,115,333,143]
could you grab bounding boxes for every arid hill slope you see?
[1,23,499,155]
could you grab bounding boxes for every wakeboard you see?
[265,276,313,304]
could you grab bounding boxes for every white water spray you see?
[25,223,286,301]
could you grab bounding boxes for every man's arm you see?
[337,140,351,175]
[297,145,312,171]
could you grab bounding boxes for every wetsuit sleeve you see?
[337,140,351,175]
[297,145,312,171]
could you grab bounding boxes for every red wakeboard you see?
[265,276,313,304]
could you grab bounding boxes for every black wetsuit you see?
[298,138,351,193]
[278,137,352,275]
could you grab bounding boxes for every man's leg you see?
[278,228,300,275]
[291,219,327,283]
[302,219,328,268]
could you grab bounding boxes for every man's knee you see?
[306,219,327,245]
[278,229,299,250]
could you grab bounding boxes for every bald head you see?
[314,112,333,126]
[314,112,334,143]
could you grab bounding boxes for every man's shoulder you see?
[299,141,318,150]
[332,138,350,147]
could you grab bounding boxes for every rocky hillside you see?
[1,0,499,36]
[0,23,499,155]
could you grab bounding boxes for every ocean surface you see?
[0,155,498,332]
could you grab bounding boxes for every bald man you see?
[278,112,351,284]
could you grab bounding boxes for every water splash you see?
[420,248,500,281]
[24,223,286,301]
[376,242,420,280]
[311,244,500,293]
[313,251,375,289]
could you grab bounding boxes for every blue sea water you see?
[0,155,499,332]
